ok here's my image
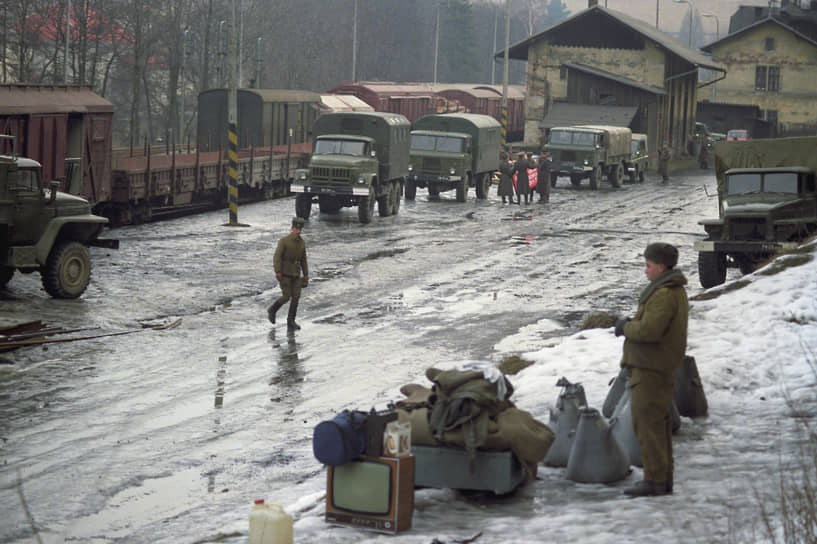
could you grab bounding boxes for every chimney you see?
[589,0,599,6]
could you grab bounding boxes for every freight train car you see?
[0,83,114,204]
[329,81,526,141]
[197,88,323,152]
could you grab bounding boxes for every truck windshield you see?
[727,172,799,195]
[314,139,367,156]
[411,134,464,153]
[631,141,640,154]
[550,131,595,146]
[8,168,41,192]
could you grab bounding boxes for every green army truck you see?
[291,112,410,224]
[546,125,632,189]
[694,136,817,288]
[1,135,118,298]
[405,113,501,202]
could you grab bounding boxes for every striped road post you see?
[501,104,508,149]
[227,120,239,225]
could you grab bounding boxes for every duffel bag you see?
[312,409,368,466]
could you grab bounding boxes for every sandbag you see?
[674,355,708,417]
[544,377,586,467]
[602,368,629,418]
[609,386,641,467]
[312,409,368,466]
[566,407,630,484]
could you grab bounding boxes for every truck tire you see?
[698,251,726,288]
[456,177,468,202]
[295,194,312,219]
[589,165,601,190]
[405,179,416,200]
[629,166,638,184]
[358,188,375,223]
[609,164,622,188]
[377,184,392,217]
[475,173,488,199]
[42,241,91,299]
[638,168,645,183]
[0,266,14,288]
[391,182,401,214]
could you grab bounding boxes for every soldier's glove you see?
[276,273,282,281]
[302,276,308,287]
[614,317,631,337]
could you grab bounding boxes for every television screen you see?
[331,460,392,515]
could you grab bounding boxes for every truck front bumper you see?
[290,184,370,197]
[408,173,462,183]
[553,164,592,175]
[693,240,801,253]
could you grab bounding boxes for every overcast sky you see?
[562,0,775,37]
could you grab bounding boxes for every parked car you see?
[727,129,750,141]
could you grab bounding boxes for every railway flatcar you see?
[197,88,322,152]
[0,83,114,204]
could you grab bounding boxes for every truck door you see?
[9,166,49,245]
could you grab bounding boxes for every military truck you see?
[291,111,410,224]
[625,133,648,183]
[405,113,501,202]
[546,125,632,189]
[0,135,118,298]
[694,136,817,288]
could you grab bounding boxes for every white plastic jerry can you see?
[249,499,293,544]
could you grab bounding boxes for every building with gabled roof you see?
[701,16,817,137]
[497,4,725,155]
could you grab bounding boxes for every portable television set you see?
[325,454,414,534]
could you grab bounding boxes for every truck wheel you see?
[405,179,416,200]
[475,173,488,199]
[609,164,622,188]
[0,266,14,288]
[295,194,312,219]
[638,168,645,183]
[629,166,638,184]
[391,182,401,214]
[42,241,91,299]
[456,177,468,202]
[358,188,375,223]
[378,185,392,217]
[551,173,558,187]
[698,251,726,288]
[569,174,582,188]
[589,166,601,190]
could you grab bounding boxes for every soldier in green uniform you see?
[267,216,309,330]
[615,242,688,496]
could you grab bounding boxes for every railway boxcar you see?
[197,88,322,152]
[433,84,526,142]
[329,82,452,122]
[0,83,114,205]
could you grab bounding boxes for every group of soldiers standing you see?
[497,150,551,205]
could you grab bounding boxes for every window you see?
[765,37,775,51]
[755,65,780,92]
[559,66,567,80]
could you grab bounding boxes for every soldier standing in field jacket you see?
[513,152,532,205]
[615,242,688,497]
[268,216,309,330]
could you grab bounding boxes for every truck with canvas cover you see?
[291,112,410,224]
[545,125,632,189]
[0,135,118,298]
[406,113,501,202]
[694,136,817,288]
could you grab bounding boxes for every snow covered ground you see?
[279,240,817,544]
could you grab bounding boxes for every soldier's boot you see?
[267,301,282,324]
[287,300,301,330]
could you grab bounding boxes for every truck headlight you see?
[408,164,414,172]
[583,159,590,166]
[296,171,308,181]
[449,167,456,175]
[357,176,366,184]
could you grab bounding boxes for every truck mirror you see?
[370,149,376,158]
[50,180,60,203]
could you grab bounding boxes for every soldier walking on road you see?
[268,216,309,330]
[497,152,515,204]
[658,143,671,183]
[536,150,551,203]
[615,243,688,497]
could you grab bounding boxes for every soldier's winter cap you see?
[292,216,305,228]
[644,242,678,268]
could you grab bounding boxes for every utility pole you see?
[180,29,191,144]
[433,1,440,85]
[491,5,498,85]
[255,37,264,88]
[501,0,510,149]
[352,0,357,81]
[226,0,242,226]
[64,0,70,83]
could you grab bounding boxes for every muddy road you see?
[1,170,721,543]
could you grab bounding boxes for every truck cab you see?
[1,136,117,298]
[546,125,631,189]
